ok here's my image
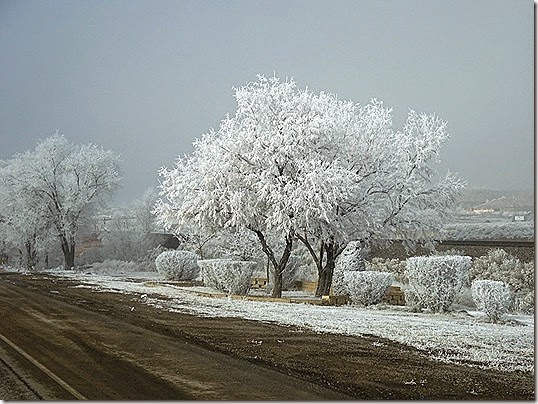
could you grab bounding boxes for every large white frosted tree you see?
[156,77,317,297]
[156,75,464,297]
[1,133,121,269]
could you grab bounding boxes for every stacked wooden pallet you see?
[382,285,406,306]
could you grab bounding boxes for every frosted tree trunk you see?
[315,259,335,296]
[252,229,293,298]
[60,235,76,270]
[24,235,37,270]
[297,236,343,297]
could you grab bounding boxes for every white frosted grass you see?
[48,269,535,373]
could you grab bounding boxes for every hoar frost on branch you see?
[471,279,511,323]
[199,259,256,295]
[155,75,464,297]
[155,250,200,281]
[405,255,471,312]
[0,133,121,269]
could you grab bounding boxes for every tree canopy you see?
[155,75,464,297]
[0,133,121,269]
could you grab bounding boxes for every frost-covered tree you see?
[0,162,55,269]
[1,133,121,269]
[156,75,464,297]
[156,76,318,297]
[293,99,465,296]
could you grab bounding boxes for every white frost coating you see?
[472,280,511,323]
[440,222,533,241]
[405,255,471,312]
[333,241,368,295]
[344,271,393,306]
[335,241,366,272]
[155,250,199,281]
[199,259,256,295]
[0,133,121,269]
[45,269,534,373]
[154,75,465,296]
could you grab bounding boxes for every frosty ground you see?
[41,266,533,374]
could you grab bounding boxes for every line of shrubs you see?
[154,247,533,324]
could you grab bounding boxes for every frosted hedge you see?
[199,259,256,295]
[344,271,394,306]
[472,279,511,323]
[405,255,471,312]
[155,250,200,281]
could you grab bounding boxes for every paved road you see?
[0,273,351,400]
[0,345,40,400]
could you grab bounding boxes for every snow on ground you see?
[20,268,537,373]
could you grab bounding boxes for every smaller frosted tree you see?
[3,133,121,269]
[0,160,55,269]
[471,279,511,323]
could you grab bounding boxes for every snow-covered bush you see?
[470,249,534,314]
[155,250,200,281]
[472,279,511,323]
[336,241,367,272]
[344,271,393,306]
[199,259,256,295]
[333,241,367,295]
[366,258,406,283]
[470,249,533,288]
[405,255,471,312]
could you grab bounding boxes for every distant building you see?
[512,212,533,222]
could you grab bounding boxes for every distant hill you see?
[456,189,534,211]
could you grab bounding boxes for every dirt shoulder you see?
[1,272,534,400]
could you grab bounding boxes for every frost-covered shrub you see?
[336,241,367,272]
[470,249,534,314]
[471,280,511,323]
[155,250,200,281]
[366,258,406,283]
[333,241,367,295]
[344,271,393,306]
[199,259,256,295]
[514,289,534,315]
[470,249,533,288]
[405,255,471,312]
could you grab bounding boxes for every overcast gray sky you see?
[0,0,534,205]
